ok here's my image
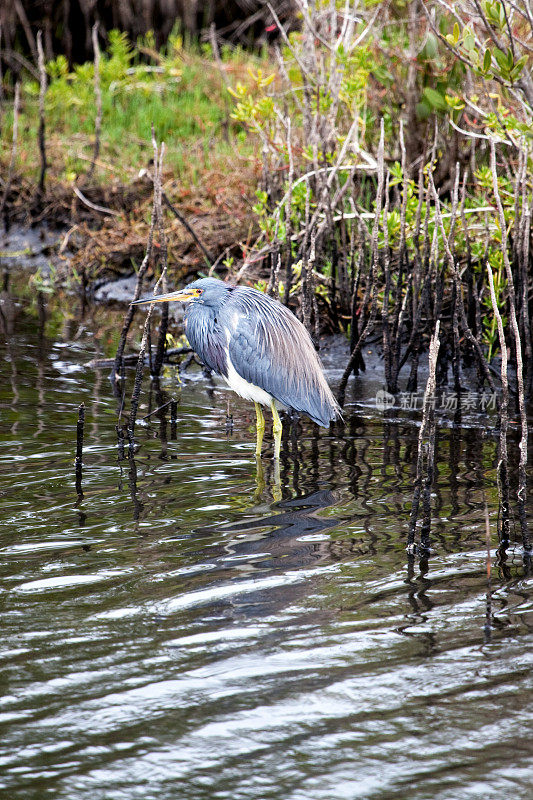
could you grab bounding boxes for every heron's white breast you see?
[223,353,273,406]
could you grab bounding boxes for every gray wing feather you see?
[222,288,339,427]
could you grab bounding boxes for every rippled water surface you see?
[1,280,532,800]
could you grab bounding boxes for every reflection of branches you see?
[152,378,169,460]
[75,403,85,500]
[127,448,144,521]
[408,321,440,551]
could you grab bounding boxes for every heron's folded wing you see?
[224,289,337,425]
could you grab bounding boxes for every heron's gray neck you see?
[185,302,228,376]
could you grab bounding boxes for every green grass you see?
[1,30,261,189]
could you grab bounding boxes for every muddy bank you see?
[0,224,59,274]
[2,173,253,292]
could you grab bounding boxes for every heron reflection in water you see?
[132,277,340,459]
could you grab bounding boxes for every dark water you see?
[1,280,532,800]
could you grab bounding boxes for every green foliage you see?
[1,30,264,185]
[252,188,284,240]
[422,87,448,113]
[443,1,532,143]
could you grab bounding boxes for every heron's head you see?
[131,277,232,310]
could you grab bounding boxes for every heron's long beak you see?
[131,287,200,305]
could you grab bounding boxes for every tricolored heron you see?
[132,277,340,458]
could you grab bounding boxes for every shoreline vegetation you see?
[1,1,531,553]
[1,28,262,283]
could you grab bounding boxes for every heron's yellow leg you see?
[270,400,282,460]
[254,402,266,457]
